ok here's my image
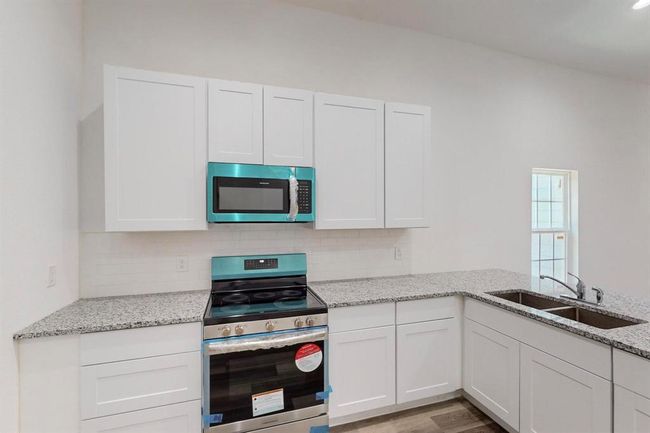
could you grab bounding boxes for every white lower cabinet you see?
[615,385,650,433]
[329,325,396,419]
[463,318,520,430]
[520,344,611,433]
[80,400,201,433]
[396,318,460,403]
[80,351,201,419]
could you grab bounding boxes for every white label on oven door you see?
[252,388,284,417]
[295,343,323,373]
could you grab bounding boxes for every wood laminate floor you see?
[330,398,507,433]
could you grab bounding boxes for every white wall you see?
[80,0,650,299]
[0,1,82,432]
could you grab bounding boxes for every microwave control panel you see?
[297,180,312,214]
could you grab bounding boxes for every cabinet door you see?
[520,344,611,433]
[263,86,313,167]
[463,319,519,430]
[397,318,460,404]
[385,103,431,228]
[314,93,384,229]
[329,326,395,419]
[615,385,650,433]
[208,79,262,163]
[104,66,207,231]
[80,400,201,433]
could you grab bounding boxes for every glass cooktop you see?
[204,287,327,325]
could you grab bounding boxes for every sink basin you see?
[489,291,568,310]
[487,290,645,329]
[545,306,645,330]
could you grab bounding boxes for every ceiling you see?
[281,0,650,84]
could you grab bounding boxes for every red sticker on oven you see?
[295,343,322,373]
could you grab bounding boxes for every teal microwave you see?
[207,163,315,223]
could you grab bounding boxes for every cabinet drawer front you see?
[465,298,611,379]
[329,303,395,333]
[520,344,611,433]
[81,352,201,419]
[614,349,650,398]
[397,318,461,403]
[329,326,396,419]
[615,385,650,433]
[80,400,201,433]
[396,296,460,324]
[81,322,201,365]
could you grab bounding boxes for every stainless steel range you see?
[202,253,329,433]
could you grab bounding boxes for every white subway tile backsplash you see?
[80,225,412,297]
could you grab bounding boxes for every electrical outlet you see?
[47,265,56,287]
[394,247,403,261]
[176,256,189,272]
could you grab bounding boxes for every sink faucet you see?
[539,273,603,305]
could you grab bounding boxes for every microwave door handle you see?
[206,327,326,355]
[288,170,299,221]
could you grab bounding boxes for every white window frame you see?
[531,168,578,285]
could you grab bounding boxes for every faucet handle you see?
[568,272,586,290]
[591,287,604,304]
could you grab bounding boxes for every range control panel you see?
[244,258,279,271]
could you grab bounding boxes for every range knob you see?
[235,325,245,335]
[222,326,231,337]
[305,317,315,327]
[265,321,275,331]
[294,318,304,328]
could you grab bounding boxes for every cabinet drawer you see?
[81,322,201,365]
[329,303,395,333]
[614,349,650,397]
[396,296,460,324]
[465,299,611,379]
[80,400,201,433]
[81,352,201,419]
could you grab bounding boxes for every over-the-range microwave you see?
[207,162,315,223]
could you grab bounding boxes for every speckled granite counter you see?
[13,289,210,340]
[311,269,650,360]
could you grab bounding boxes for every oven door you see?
[203,327,328,433]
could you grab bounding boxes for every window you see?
[531,169,577,289]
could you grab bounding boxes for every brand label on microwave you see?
[252,388,284,417]
[295,343,323,373]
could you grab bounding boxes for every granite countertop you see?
[310,269,650,360]
[13,289,211,340]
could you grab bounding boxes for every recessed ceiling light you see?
[632,0,650,10]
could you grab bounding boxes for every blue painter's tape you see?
[310,425,329,433]
[315,384,333,401]
[204,413,223,425]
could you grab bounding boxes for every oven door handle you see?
[206,327,326,355]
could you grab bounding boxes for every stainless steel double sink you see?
[488,291,646,329]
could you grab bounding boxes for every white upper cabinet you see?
[314,93,384,229]
[385,103,431,228]
[103,65,207,232]
[263,86,313,167]
[208,79,263,163]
